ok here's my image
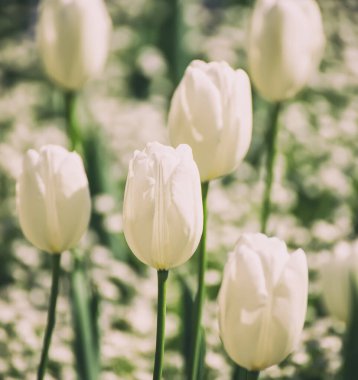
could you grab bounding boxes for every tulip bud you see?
[37,0,111,90]
[320,241,358,323]
[248,0,325,102]
[168,60,252,182]
[123,142,203,270]
[218,233,308,371]
[16,145,91,254]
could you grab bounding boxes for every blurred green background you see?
[0,0,358,379]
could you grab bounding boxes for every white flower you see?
[168,60,252,182]
[37,0,111,90]
[123,142,203,270]
[321,241,358,323]
[16,145,91,253]
[248,0,325,101]
[218,233,308,370]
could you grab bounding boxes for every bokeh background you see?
[1,0,358,379]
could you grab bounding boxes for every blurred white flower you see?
[123,142,203,269]
[16,145,91,253]
[321,240,358,323]
[168,60,252,182]
[218,233,308,370]
[37,0,111,89]
[248,0,325,101]
[136,47,167,77]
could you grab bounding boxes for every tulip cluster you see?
[14,0,326,377]
[120,55,310,377]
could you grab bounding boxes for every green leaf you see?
[197,327,206,380]
[177,275,207,379]
[341,276,358,380]
[178,275,194,377]
[70,254,99,380]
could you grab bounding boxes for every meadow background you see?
[0,0,358,379]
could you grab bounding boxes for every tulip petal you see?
[169,63,224,180]
[17,150,50,252]
[219,247,270,370]
[55,152,91,252]
[165,149,203,268]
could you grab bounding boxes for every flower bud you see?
[218,233,308,370]
[123,142,203,270]
[168,60,252,182]
[320,241,358,323]
[16,145,91,254]
[248,0,325,101]
[37,0,111,90]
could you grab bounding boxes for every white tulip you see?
[321,241,358,323]
[16,145,91,254]
[123,142,203,270]
[168,60,252,182]
[248,0,325,101]
[218,233,308,370]
[37,0,111,90]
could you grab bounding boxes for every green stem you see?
[190,181,210,380]
[153,270,169,380]
[64,91,98,378]
[260,102,282,234]
[64,91,81,152]
[232,365,260,380]
[37,254,62,380]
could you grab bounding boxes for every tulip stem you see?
[64,91,81,152]
[232,365,260,380]
[190,181,210,380]
[37,254,62,380]
[260,102,282,234]
[153,269,169,380]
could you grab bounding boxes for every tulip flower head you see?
[248,0,325,101]
[37,0,111,90]
[218,233,308,370]
[320,241,358,323]
[123,142,203,270]
[16,145,91,254]
[168,60,252,182]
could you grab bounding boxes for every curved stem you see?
[260,102,282,234]
[64,91,81,152]
[64,93,99,378]
[153,270,169,380]
[37,254,62,380]
[232,365,260,380]
[190,181,210,380]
